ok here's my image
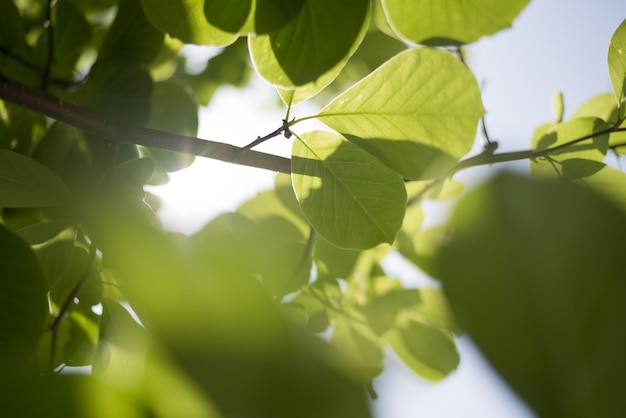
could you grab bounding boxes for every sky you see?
[149,1,626,417]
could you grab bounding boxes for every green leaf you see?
[538,159,626,214]
[438,173,626,417]
[0,224,48,375]
[291,131,406,250]
[0,100,47,154]
[313,233,362,281]
[608,19,626,104]
[16,221,73,245]
[146,81,198,137]
[93,299,146,384]
[35,235,76,287]
[0,149,71,207]
[190,185,311,297]
[61,310,100,367]
[181,37,252,106]
[52,0,91,80]
[49,245,102,312]
[530,117,610,177]
[97,0,164,69]
[278,29,408,105]
[204,0,305,34]
[396,224,445,278]
[332,314,383,380]
[317,48,484,179]
[249,0,370,87]
[105,158,155,200]
[572,93,620,123]
[385,313,459,381]
[140,0,237,46]
[0,0,23,50]
[406,178,465,202]
[381,0,531,45]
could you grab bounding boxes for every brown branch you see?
[0,74,291,174]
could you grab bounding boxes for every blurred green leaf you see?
[438,173,626,417]
[52,0,91,80]
[0,224,48,375]
[16,220,73,245]
[381,0,530,45]
[0,100,47,154]
[140,0,237,46]
[318,48,484,179]
[93,299,146,388]
[62,309,100,367]
[608,19,626,104]
[249,0,370,87]
[0,149,71,207]
[292,131,406,249]
[181,37,252,106]
[105,158,155,200]
[191,185,311,297]
[332,314,383,380]
[385,313,459,381]
[0,375,142,417]
[35,234,76,287]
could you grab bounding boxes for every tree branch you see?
[0,74,291,174]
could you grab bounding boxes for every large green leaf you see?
[381,0,531,45]
[93,211,372,418]
[608,19,626,104]
[249,0,370,87]
[0,149,71,207]
[317,48,484,179]
[139,0,237,46]
[291,131,406,250]
[438,173,626,417]
[204,0,304,34]
[0,224,48,375]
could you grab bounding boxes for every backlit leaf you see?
[291,131,406,250]
[608,19,626,104]
[0,149,71,207]
[317,48,484,179]
[438,173,626,417]
[249,0,370,87]
[530,117,610,177]
[381,0,531,45]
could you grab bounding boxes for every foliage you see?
[0,0,625,417]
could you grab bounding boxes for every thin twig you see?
[243,118,292,149]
